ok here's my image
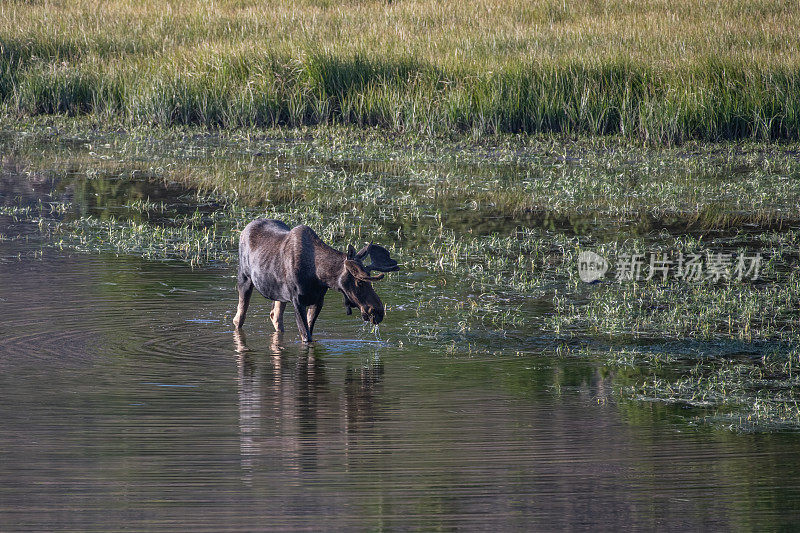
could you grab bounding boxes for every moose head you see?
[339,243,400,325]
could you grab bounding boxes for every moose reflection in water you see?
[233,330,385,479]
[233,219,399,342]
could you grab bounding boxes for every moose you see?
[233,219,399,342]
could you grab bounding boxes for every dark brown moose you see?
[233,219,399,342]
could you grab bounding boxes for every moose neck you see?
[316,247,348,289]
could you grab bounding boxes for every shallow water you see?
[3,241,800,530]
[3,131,800,529]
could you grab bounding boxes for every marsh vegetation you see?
[3,0,800,142]
[2,120,799,430]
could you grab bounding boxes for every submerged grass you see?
[2,0,800,142]
[5,125,798,342]
[8,119,800,230]
[604,344,800,432]
[3,123,800,430]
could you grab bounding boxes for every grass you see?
[3,0,800,431]
[2,0,800,142]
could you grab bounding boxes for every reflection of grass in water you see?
[137,129,800,230]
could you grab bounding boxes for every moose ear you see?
[347,244,357,259]
[344,259,362,277]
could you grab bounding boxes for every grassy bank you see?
[2,0,800,142]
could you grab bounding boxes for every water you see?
[3,132,800,530]
[2,242,800,530]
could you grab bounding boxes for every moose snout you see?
[362,306,384,325]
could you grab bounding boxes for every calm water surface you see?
[2,241,800,531]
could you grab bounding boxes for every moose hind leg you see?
[270,301,286,332]
[233,276,254,329]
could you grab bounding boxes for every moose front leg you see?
[293,301,312,343]
[270,301,286,332]
[306,297,324,339]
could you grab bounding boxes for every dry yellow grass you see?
[4,0,798,65]
[2,0,799,140]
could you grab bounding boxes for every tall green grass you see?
[2,0,800,142]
